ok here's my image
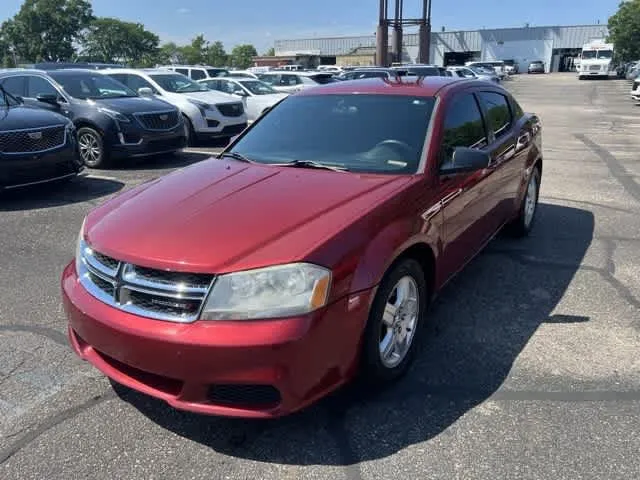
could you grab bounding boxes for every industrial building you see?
[268,24,609,72]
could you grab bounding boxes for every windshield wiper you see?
[218,152,254,163]
[269,160,348,172]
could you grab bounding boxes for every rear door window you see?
[191,69,206,80]
[1,76,27,97]
[477,91,512,139]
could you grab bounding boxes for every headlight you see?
[200,263,332,320]
[97,107,130,123]
[75,218,87,276]
[187,99,210,115]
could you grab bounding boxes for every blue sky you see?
[3,0,619,53]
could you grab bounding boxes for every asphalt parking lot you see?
[1,72,640,479]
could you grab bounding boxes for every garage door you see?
[482,39,553,73]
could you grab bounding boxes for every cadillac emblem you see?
[159,114,168,120]
[28,131,43,140]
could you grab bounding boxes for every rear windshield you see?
[229,94,436,174]
[307,74,338,84]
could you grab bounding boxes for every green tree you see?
[157,42,184,65]
[0,0,93,62]
[230,44,258,69]
[608,0,640,61]
[205,41,228,67]
[179,34,208,64]
[81,17,159,66]
[264,47,275,56]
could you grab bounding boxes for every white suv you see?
[158,65,229,81]
[256,71,337,93]
[102,69,248,145]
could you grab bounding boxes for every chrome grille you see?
[135,110,180,130]
[77,240,214,323]
[0,125,66,154]
[217,103,244,117]
[589,65,601,71]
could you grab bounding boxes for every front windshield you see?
[582,50,597,60]
[49,72,137,99]
[149,73,209,93]
[229,94,436,174]
[598,50,613,59]
[240,80,278,95]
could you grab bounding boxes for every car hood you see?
[90,96,176,114]
[176,90,241,105]
[0,104,69,129]
[85,158,411,273]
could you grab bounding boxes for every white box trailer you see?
[578,39,614,79]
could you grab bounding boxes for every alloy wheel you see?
[379,275,420,369]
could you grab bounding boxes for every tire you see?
[507,166,541,237]
[77,127,108,168]
[182,114,196,147]
[360,258,428,384]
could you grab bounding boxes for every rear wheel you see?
[360,258,428,384]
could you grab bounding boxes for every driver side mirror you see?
[234,89,248,97]
[440,147,490,174]
[36,93,60,106]
[138,87,154,97]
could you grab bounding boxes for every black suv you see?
[0,85,82,190]
[0,69,186,168]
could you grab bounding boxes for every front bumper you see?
[0,142,83,190]
[109,124,187,159]
[61,262,373,418]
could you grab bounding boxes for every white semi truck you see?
[578,39,614,80]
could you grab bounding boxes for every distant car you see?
[0,69,186,168]
[528,61,545,74]
[390,64,441,77]
[337,68,400,81]
[466,61,506,79]
[158,65,230,81]
[62,76,543,419]
[503,59,519,74]
[198,77,288,122]
[0,84,82,189]
[102,68,248,145]
[227,70,259,79]
[256,71,338,93]
[448,66,501,84]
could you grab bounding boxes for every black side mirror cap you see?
[36,93,59,105]
[440,147,491,174]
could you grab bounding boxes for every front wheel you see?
[360,258,428,384]
[507,166,541,237]
[77,127,108,168]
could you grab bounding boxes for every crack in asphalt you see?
[543,196,639,215]
[0,390,115,465]
[0,325,68,347]
[485,248,640,312]
[575,134,640,204]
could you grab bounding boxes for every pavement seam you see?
[0,390,115,466]
[575,133,640,204]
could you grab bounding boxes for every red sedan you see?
[61,76,542,418]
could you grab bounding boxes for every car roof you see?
[0,68,98,77]
[296,76,471,97]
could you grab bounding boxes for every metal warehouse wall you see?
[274,24,609,58]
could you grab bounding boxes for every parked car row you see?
[0,65,254,182]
